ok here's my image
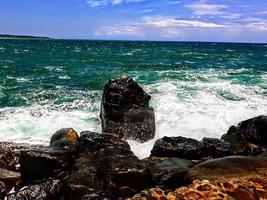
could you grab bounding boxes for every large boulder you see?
[143,157,192,189]
[20,148,73,184]
[150,136,234,160]
[100,77,155,142]
[186,155,267,183]
[0,142,44,172]
[72,131,151,198]
[222,115,267,148]
[0,168,20,192]
[50,128,79,154]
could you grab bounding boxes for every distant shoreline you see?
[0,34,51,40]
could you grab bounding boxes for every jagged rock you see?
[74,131,151,198]
[143,157,192,189]
[0,142,44,172]
[150,136,234,160]
[50,128,79,153]
[222,115,267,154]
[20,148,72,184]
[0,168,20,192]
[7,179,63,200]
[186,156,267,183]
[200,137,235,158]
[100,77,155,142]
[0,181,6,200]
[63,184,110,200]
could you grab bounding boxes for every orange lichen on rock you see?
[128,178,267,200]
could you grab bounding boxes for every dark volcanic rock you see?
[64,183,110,200]
[150,136,202,159]
[150,136,234,160]
[7,179,64,200]
[50,128,79,154]
[73,131,151,198]
[0,181,6,200]
[0,168,20,192]
[0,142,44,172]
[100,77,155,142]
[20,148,72,184]
[143,157,192,189]
[222,115,267,146]
[186,155,267,183]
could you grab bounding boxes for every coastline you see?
[0,77,266,199]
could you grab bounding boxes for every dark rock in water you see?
[100,77,155,142]
[222,115,267,146]
[200,137,235,158]
[150,136,234,160]
[186,155,267,183]
[20,148,72,184]
[7,179,64,200]
[143,157,192,189]
[76,131,151,198]
[0,168,20,192]
[50,128,79,154]
[150,136,202,159]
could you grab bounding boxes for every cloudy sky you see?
[1,0,267,42]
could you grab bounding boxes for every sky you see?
[1,0,267,42]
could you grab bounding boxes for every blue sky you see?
[1,0,267,42]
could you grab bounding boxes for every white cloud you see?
[143,16,229,28]
[246,22,267,31]
[185,1,228,16]
[95,15,229,39]
[86,0,146,7]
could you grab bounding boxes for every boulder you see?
[186,156,267,183]
[50,128,79,154]
[100,77,155,142]
[143,157,192,189]
[20,148,72,184]
[75,131,151,198]
[0,142,44,172]
[150,136,234,160]
[222,115,267,148]
[0,168,20,192]
[7,179,64,200]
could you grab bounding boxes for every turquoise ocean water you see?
[0,39,266,157]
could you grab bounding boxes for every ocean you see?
[0,39,266,158]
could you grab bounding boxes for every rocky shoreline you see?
[0,77,266,200]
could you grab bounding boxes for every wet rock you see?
[100,77,155,142]
[200,137,235,158]
[20,148,72,184]
[186,156,267,183]
[0,142,44,172]
[222,115,267,150]
[0,168,20,192]
[50,128,79,153]
[143,157,192,189]
[63,184,110,200]
[7,179,64,200]
[150,136,234,160]
[151,136,202,159]
[77,131,151,198]
[0,181,6,200]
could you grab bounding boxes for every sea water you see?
[0,39,266,158]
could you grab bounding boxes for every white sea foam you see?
[0,69,266,159]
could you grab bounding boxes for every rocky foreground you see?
[0,77,267,200]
